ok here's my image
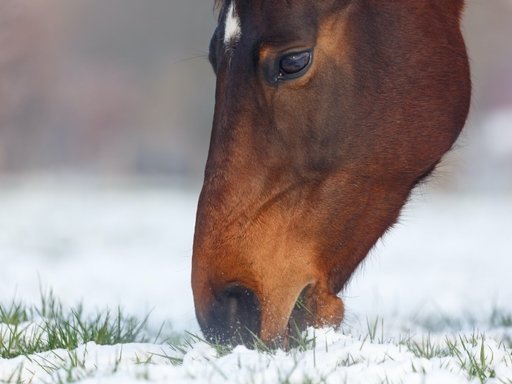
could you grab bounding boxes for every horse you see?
[192,0,471,347]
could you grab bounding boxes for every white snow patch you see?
[2,330,512,384]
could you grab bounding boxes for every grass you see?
[0,290,149,359]
[445,333,498,383]
[1,294,512,384]
[402,333,451,359]
[491,309,512,328]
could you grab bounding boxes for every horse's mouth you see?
[285,283,345,349]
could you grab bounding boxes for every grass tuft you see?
[446,333,497,383]
[0,290,148,359]
[401,333,451,359]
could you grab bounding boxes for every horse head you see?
[192,0,471,346]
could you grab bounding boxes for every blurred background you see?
[0,1,511,331]
[0,0,510,189]
[0,0,215,180]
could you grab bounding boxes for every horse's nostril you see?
[203,284,261,346]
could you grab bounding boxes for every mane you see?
[214,0,229,23]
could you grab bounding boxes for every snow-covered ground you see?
[0,179,511,383]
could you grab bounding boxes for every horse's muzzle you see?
[197,280,345,348]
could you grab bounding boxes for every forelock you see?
[214,0,224,11]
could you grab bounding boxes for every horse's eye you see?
[278,50,312,80]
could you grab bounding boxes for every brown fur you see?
[193,0,471,347]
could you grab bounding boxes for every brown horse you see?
[192,0,471,347]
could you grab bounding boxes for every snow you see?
[0,179,511,383]
[1,330,511,383]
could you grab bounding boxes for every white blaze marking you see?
[224,1,241,48]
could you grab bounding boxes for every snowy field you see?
[0,179,511,383]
